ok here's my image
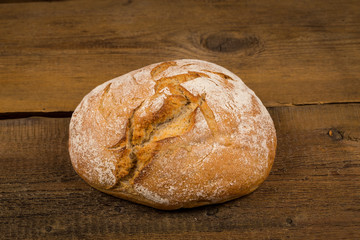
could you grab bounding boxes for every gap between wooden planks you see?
[0,103,359,239]
[0,0,360,112]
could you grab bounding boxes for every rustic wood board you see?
[1,0,360,239]
[1,0,360,112]
[1,104,359,239]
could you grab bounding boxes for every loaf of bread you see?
[69,59,276,210]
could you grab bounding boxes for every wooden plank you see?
[0,0,360,112]
[0,104,359,239]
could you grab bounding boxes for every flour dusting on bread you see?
[69,59,276,209]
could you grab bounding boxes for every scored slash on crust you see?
[105,64,221,190]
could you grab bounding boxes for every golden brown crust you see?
[69,59,276,209]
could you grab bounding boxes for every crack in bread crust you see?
[202,70,235,88]
[107,68,219,188]
[202,70,234,81]
[98,83,112,120]
[150,61,177,79]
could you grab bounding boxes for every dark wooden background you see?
[1,0,359,239]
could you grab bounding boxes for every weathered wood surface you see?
[1,104,359,239]
[1,0,360,112]
[1,0,360,239]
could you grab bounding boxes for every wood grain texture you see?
[1,104,359,239]
[1,0,360,112]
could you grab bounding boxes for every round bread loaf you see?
[69,59,276,210]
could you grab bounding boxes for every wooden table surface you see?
[1,0,359,239]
